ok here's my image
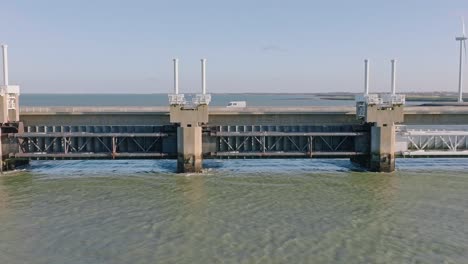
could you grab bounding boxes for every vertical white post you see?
[1,45,8,86]
[391,59,397,95]
[173,58,179,94]
[364,59,369,95]
[458,41,464,102]
[201,59,206,95]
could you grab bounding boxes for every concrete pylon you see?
[170,104,208,173]
[354,99,404,172]
[354,59,405,172]
[367,105,404,172]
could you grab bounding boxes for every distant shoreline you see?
[319,95,466,102]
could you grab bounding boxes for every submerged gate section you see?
[9,124,371,161]
[206,125,369,158]
[13,125,174,159]
[397,127,468,157]
[13,124,468,163]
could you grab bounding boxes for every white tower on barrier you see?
[456,17,467,103]
[355,59,405,119]
[391,59,397,95]
[193,58,211,105]
[1,44,20,124]
[168,58,211,106]
[364,59,370,95]
[168,58,186,105]
[356,59,380,105]
[382,59,405,105]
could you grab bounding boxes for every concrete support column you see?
[353,103,404,172]
[370,124,396,172]
[170,104,208,173]
[177,126,203,173]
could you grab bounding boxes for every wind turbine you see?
[456,17,467,102]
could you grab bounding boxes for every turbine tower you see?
[456,17,467,103]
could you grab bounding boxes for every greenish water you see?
[0,159,467,263]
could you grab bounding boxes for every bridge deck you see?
[18,105,468,127]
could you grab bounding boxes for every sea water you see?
[0,159,466,263]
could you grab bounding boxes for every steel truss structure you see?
[12,132,168,159]
[211,131,367,158]
[402,130,468,156]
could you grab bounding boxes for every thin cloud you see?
[261,45,288,53]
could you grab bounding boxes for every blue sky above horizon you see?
[1,0,468,94]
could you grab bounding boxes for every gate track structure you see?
[210,131,366,158]
[10,125,169,159]
[8,124,371,160]
[398,129,468,157]
[8,124,468,160]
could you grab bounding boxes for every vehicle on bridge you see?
[227,101,247,108]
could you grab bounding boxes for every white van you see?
[226,101,247,108]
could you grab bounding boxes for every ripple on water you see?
[0,159,466,263]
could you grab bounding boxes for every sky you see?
[1,0,468,94]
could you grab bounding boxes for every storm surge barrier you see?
[2,52,468,173]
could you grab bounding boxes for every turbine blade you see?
[463,16,466,36]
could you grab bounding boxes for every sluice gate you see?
[10,125,370,160]
[209,125,367,158]
[397,128,468,157]
[12,125,169,159]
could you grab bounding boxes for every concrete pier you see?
[0,44,27,172]
[177,126,203,172]
[170,104,209,173]
[368,105,404,172]
[354,95,405,172]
